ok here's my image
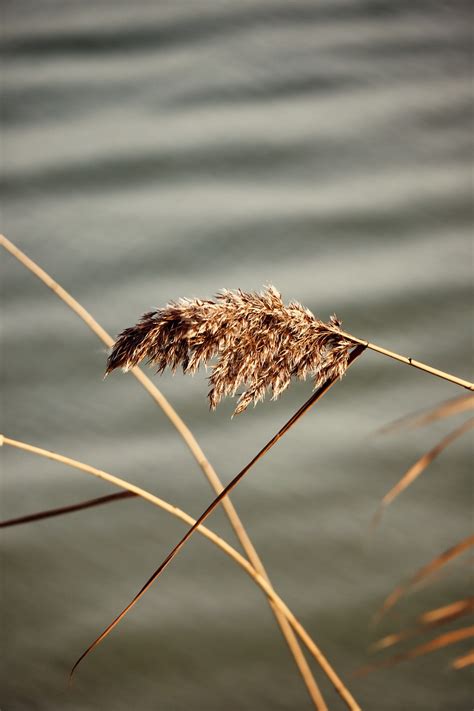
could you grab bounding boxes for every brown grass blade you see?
[70,347,366,710]
[420,597,474,625]
[371,598,474,651]
[451,649,474,669]
[378,394,474,434]
[359,626,474,674]
[0,491,136,528]
[0,434,309,626]
[0,435,363,711]
[0,236,327,708]
[374,534,474,623]
[0,234,328,710]
[373,417,474,527]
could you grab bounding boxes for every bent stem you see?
[374,533,474,624]
[1,435,360,711]
[377,394,474,434]
[371,597,474,652]
[71,346,366,711]
[373,417,474,527]
[0,235,322,708]
[357,626,474,675]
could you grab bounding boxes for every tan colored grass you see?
[70,347,365,707]
[374,534,474,623]
[0,234,324,709]
[2,435,365,711]
[373,417,474,526]
[369,393,474,686]
[106,286,354,415]
[358,626,474,675]
[378,394,474,433]
[106,286,473,418]
[451,649,474,669]
[371,598,474,652]
[3,231,471,705]
[409,625,474,656]
[337,332,474,390]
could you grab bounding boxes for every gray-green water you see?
[2,2,473,709]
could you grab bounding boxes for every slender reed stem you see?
[339,331,473,391]
[1,435,360,711]
[0,234,322,708]
[374,533,474,624]
[373,416,474,526]
[70,346,365,710]
[0,491,136,528]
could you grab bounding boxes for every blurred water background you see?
[2,1,473,709]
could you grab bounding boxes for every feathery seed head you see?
[106,286,353,415]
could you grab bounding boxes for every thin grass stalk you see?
[451,649,474,669]
[0,235,322,707]
[374,534,474,623]
[0,491,136,527]
[373,417,474,526]
[371,598,474,651]
[70,346,365,702]
[104,287,472,405]
[0,508,323,700]
[0,435,363,711]
[377,394,474,433]
[338,331,474,391]
[358,626,474,674]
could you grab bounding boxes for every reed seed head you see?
[106,285,354,415]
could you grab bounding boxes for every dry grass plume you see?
[106,285,354,415]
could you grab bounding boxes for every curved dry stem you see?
[374,534,474,624]
[371,597,474,652]
[0,234,322,707]
[377,394,474,434]
[451,649,474,669]
[358,626,474,675]
[70,350,365,710]
[0,436,364,710]
[373,417,474,527]
[3,232,472,705]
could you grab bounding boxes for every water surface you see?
[2,2,472,709]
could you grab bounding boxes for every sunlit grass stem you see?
[0,234,324,708]
[1,435,358,711]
